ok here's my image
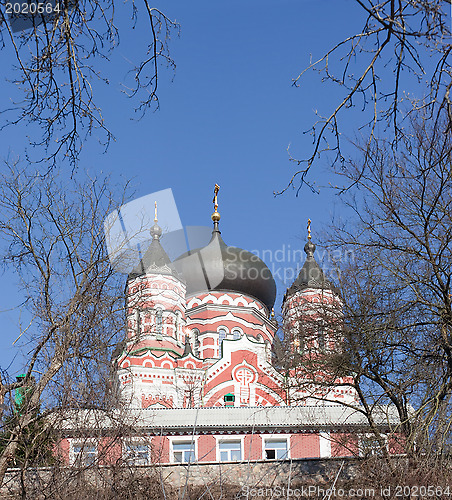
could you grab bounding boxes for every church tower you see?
[281,220,357,404]
[116,204,189,408]
[282,220,336,355]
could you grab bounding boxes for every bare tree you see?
[288,110,452,481]
[0,2,178,168]
[279,0,451,193]
[0,164,130,486]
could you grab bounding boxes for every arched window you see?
[318,324,326,351]
[218,327,227,344]
[156,309,163,334]
[294,335,305,355]
[175,311,181,341]
[232,328,242,340]
[295,321,306,354]
[135,309,141,336]
[192,328,200,357]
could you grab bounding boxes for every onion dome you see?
[284,220,332,299]
[173,185,276,312]
[129,202,177,279]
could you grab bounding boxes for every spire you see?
[284,219,332,299]
[304,218,316,258]
[129,201,175,278]
[150,201,163,240]
[211,183,221,233]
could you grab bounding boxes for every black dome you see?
[173,230,276,312]
[128,221,177,280]
[283,239,333,301]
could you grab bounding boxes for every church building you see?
[60,186,400,467]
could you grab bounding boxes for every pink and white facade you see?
[115,211,357,413]
[59,205,402,466]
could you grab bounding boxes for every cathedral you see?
[60,186,400,466]
[115,186,356,411]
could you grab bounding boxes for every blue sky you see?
[0,0,375,374]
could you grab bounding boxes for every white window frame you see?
[123,438,151,465]
[155,308,163,334]
[70,439,98,466]
[359,433,387,457]
[319,431,332,458]
[169,436,198,464]
[262,435,290,460]
[231,328,242,340]
[192,328,200,357]
[217,327,228,356]
[215,436,244,462]
[217,326,228,344]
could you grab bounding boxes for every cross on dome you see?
[150,201,163,240]
[211,183,221,231]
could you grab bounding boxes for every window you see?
[318,324,326,351]
[294,336,305,355]
[232,329,241,340]
[172,441,196,463]
[224,393,235,406]
[264,439,288,460]
[360,435,385,457]
[218,327,227,344]
[72,441,97,466]
[124,441,149,465]
[135,310,141,336]
[219,440,242,461]
[156,309,163,334]
[175,311,181,341]
[192,328,200,357]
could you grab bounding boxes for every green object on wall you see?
[224,393,235,406]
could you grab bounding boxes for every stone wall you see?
[1,457,358,498]
[156,457,357,487]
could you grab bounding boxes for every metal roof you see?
[58,405,402,435]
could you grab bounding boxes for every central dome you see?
[174,229,276,312]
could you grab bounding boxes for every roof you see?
[181,336,194,357]
[57,405,402,435]
[173,230,277,312]
[285,240,333,299]
[129,225,177,279]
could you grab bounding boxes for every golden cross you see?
[213,184,220,212]
[154,201,158,223]
[307,219,312,240]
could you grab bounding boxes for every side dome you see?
[128,219,178,280]
[173,229,276,312]
[283,237,335,303]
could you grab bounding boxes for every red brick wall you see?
[99,437,122,465]
[54,438,70,465]
[330,432,358,457]
[198,435,216,461]
[152,436,170,463]
[388,433,405,454]
[290,433,320,459]
[203,348,215,358]
[244,434,262,460]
